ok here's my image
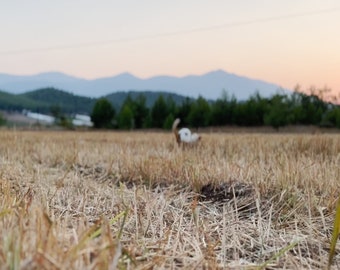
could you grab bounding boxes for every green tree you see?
[163,113,175,129]
[187,96,211,127]
[90,98,115,129]
[264,94,289,130]
[246,93,268,126]
[284,90,304,125]
[0,112,6,126]
[210,91,237,126]
[133,94,149,128]
[176,97,193,126]
[292,86,328,125]
[232,92,268,126]
[165,96,177,119]
[151,95,169,128]
[117,104,134,129]
[50,104,69,127]
[322,106,340,128]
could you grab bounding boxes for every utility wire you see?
[1,6,339,55]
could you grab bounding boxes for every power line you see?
[1,6,339,56]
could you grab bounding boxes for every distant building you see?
[72,114,93,127]
[23,110,55,124]
[22,110,93,127]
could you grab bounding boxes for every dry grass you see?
[0,130,339,269]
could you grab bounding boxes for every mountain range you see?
[0,70,287,100]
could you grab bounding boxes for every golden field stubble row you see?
[1,130,339,220]
[0,130,339,268]
[1,130,338,192]
[1,130,339,234]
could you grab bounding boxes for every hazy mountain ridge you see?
[0,88,191,114]
[0,70,286,100]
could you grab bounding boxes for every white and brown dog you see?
[172,118,201,146]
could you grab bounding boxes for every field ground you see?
[0,130,339,269]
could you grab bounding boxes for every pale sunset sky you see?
[1,1,340,96]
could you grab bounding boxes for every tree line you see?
[91,86,340,130]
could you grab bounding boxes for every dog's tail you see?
[172,118,181,145]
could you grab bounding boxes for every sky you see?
[1,1,340,97]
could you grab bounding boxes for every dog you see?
[172,118,201,146]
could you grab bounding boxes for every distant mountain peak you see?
[0,69,288,100]
[117,72,139,79]
[35,71,85,81]
[207,69,227,75]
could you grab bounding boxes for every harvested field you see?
[0,130,339,269]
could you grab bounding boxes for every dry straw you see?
[0,130,339,269]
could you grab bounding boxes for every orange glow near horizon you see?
[0,1,339,97]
